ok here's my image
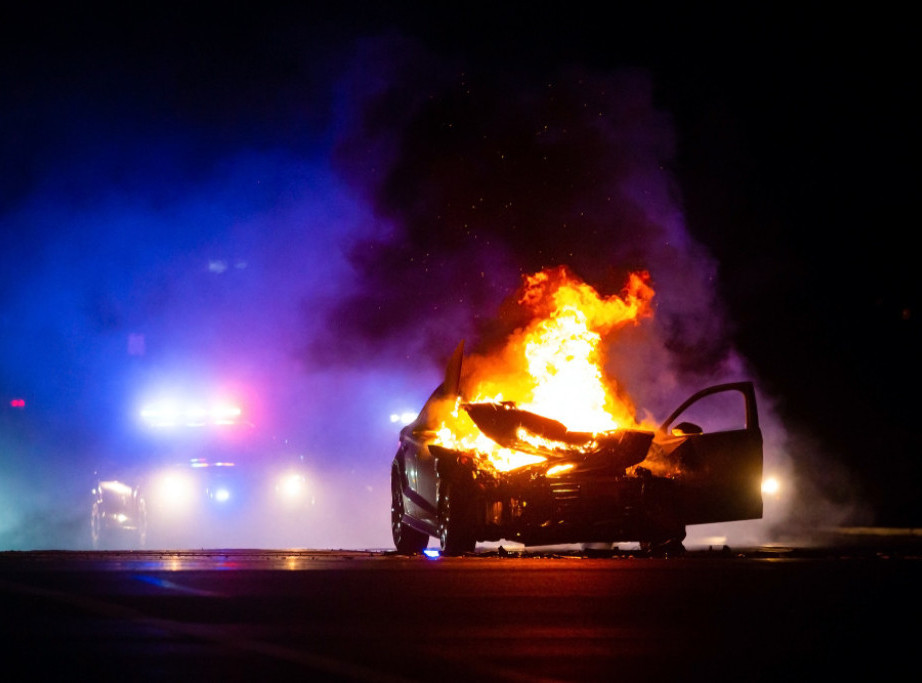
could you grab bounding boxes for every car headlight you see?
[761,476,782,497]
[211,487,231,503]
[276,473,306,500]
[153,471,196,510]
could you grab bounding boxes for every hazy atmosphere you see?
[1,5,916,550]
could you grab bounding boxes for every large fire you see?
[434,266,655,471]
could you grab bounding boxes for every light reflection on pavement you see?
[1,535,919,681]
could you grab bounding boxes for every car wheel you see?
[438,481,475,556]
[391,465,429,554]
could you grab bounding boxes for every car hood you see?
[462,401,653,471]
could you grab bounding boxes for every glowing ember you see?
[434,266,655,472]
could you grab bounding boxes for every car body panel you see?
[391,347,764,553]
[645,382,763,525]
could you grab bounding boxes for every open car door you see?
[649,382,763,525]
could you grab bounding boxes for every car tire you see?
[391,465,429,554]
[438,481,475,556]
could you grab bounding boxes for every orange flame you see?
[435,266,655,470]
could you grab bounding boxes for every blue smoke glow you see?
[0,18,804,551]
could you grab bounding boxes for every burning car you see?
[391,344,763,554]
[390,268,763,555]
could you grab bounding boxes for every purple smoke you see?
[0,23,862,551]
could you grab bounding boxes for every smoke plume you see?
[311,36,807,545]
[320,37,736,409]
[1,24,863,551]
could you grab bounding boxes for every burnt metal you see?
[391,342,764,554]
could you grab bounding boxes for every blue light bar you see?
[423,549,440,559]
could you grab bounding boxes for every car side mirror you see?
[672,421,703,436]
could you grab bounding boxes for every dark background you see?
[1,4,917,539]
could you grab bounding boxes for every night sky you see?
[1,4,918,549]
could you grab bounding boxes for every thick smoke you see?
[322,39,733,386]
[318,36,811,545]
[0,26,860,551]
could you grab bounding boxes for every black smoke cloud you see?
[315,35,868,544]
[320,37,735,397]
[1,12,877,549]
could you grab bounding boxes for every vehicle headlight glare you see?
[761,476,781,496]
[155,472,195,508]
[278,473,305,499]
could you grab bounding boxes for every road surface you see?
[1,541,919,681]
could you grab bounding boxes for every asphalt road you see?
[1,542,919,682]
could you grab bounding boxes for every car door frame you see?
[652,381,763,525]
